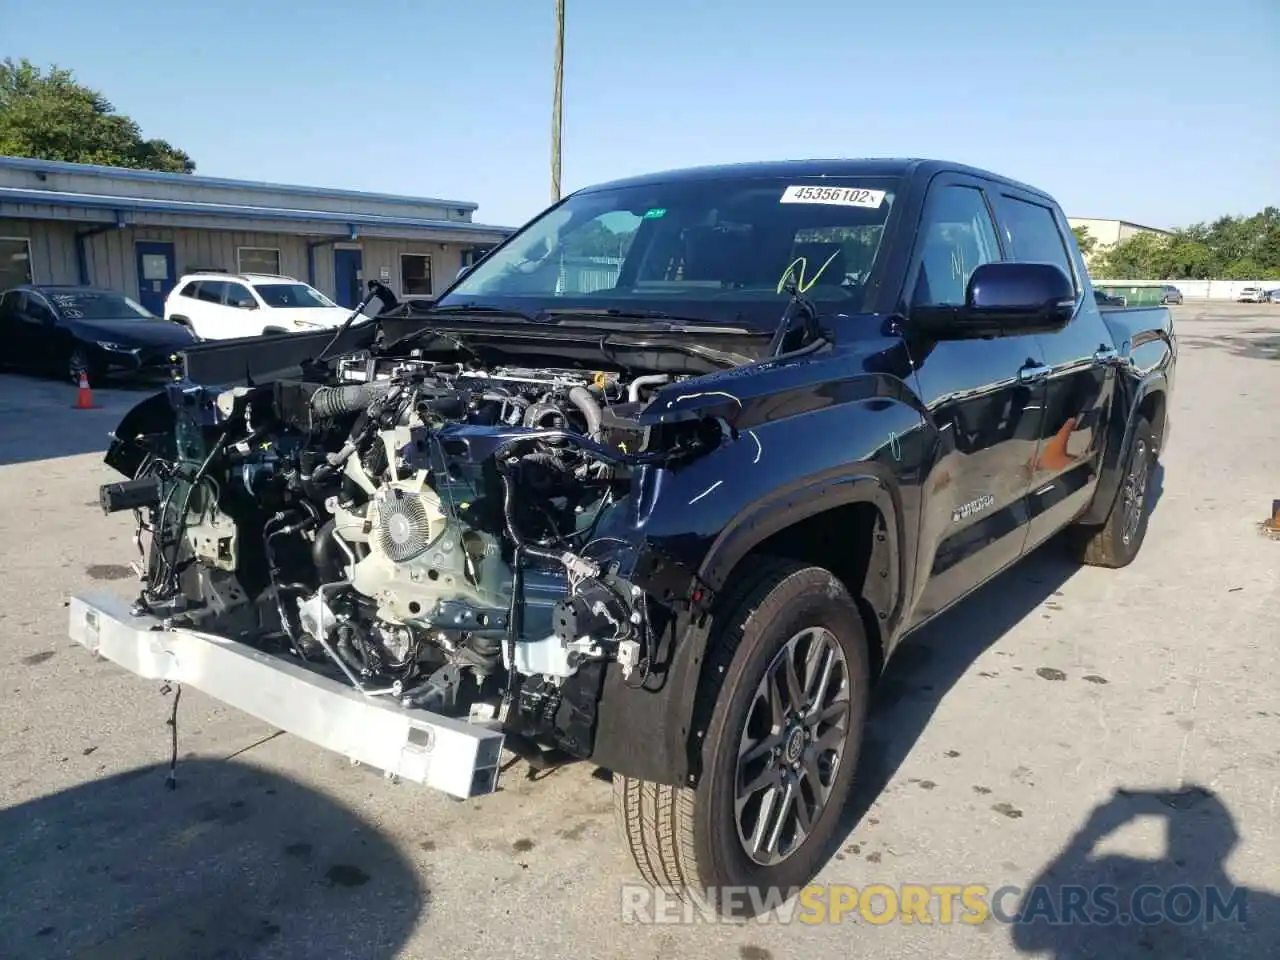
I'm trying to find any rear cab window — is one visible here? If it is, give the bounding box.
[993,194,1080,297]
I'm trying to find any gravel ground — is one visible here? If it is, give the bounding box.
[0,301,1276,960]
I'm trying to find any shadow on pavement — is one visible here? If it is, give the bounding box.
[0,759,426,960]
[841,534,1083,828]
[1011,786,1278,958]
[0,374,160,467]
[839,460,1167,832]
[1175,332,1280,361]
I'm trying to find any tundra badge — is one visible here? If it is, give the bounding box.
[952,494,995,523]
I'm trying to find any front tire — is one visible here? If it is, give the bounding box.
[1070,415,1156,567]
[614,556,870,918]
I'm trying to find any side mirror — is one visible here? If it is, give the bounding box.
[236,298,258,310]
[913,262,1075,339]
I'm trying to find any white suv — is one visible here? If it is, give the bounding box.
[164,272,358,340]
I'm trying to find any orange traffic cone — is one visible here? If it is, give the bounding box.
[72,369,97,410]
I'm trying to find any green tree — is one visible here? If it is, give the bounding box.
[1093,207,1280,280]
[1071,225,1097,258]
[0,58,194,173]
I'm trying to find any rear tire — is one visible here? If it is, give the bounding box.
[1070,415,1156,568]
[613,556,870,918]
[67,346,104,385]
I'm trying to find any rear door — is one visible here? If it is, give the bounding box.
[991,189,1117,551]
[187,281,228,339]
[903,174,1049,626]
[222,281,263,337]
[16,292,62,370]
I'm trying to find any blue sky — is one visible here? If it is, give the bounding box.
[3,0,1276,229]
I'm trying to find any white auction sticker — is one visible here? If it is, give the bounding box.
[780,184,886,208]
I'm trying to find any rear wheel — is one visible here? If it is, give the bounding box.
[613,556,870,918]
[67,346,104,385]
[1070,415,1156,567]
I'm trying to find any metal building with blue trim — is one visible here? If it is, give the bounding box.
[0,155,515,314]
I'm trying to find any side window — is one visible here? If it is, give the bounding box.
[179,281,200,298]
[0,290,19,316]
[998,196,1077,292]
[911,184,1001,307]
[223,282,254,306]
[26,295,55,323]
[195,281,225,303]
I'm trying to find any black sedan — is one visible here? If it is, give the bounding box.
[0,284,199,382]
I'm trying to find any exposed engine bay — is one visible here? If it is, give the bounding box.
[100,351,720,756]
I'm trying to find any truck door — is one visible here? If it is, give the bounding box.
[990,190,1117,552]
[901,175,1049,627]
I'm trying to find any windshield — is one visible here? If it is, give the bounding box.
[439,175,898,326]
[49,291,154,320]
[253,283,337,308]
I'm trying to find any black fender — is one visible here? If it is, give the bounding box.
[699,466,904,628]
[1077,369,1168,527]
[589,466,908,788]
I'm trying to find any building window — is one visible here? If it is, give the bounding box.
[238,247,281,275]
[0,237,33,289]
[400,254,433,296]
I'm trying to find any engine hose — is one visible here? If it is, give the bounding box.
[312,519,355,580]
[568,386,604,440]
[499,468,561,564]
[309,381,393,419]
[627,374,670,404]
[335,623,368,675]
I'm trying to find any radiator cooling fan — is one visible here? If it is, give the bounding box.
[374,485,445,562]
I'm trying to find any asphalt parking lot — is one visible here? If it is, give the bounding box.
[1,301,1276,959]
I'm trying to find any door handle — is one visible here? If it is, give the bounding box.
[1018,362,1051,384]
[1093,345,1118,364]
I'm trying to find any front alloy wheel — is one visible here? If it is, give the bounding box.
[613,556,871,918]
[735,626,850,865]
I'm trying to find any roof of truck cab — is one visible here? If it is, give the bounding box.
[575,158,1051,199]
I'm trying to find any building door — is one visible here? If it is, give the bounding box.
[135,241,176,316]
[333,248,363,308]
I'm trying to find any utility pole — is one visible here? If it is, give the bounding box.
[551,0,565,202]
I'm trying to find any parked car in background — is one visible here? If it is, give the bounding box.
[1237,286,1266,303]
[0,284,198,382]
[164,272,366,340]
[1159,284,1183,305]
[1266,288,1280,304]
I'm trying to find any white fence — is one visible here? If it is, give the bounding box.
[1094,279,1278,300]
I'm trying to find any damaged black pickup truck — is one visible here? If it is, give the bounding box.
[73,158,1175,915]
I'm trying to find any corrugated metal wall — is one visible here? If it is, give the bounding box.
[358,240,464,299]
[0,218,80,283]
[80,227,311,298]
[1,216,472,303]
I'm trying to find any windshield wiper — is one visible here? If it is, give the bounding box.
[428,303,543,323]
[536,307,761,335]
